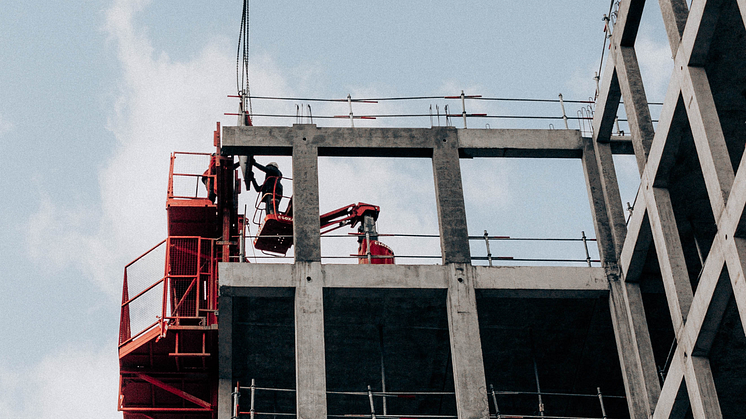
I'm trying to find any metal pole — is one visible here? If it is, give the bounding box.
[233,382,240,419]
[484,230,493,267]
[240,209,246,262]
[533,356,544,417]
[581,231,592,267]
[489,384,502,419]
[558,93,569,129]
[530,330,544,417]
[347,94,355,128]
[366,231,372,264]
[367,385,377,419]
[597,387,608,419]
[461,90,467,128]
[379,325,387,416]
[250,379,256,419]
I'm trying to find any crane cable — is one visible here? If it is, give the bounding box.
[236,0,253,119]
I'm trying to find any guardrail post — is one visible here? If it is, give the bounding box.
[597,387,608,419]
[367,385,377,419]
[582,231,592,267]
[483,230,493,267]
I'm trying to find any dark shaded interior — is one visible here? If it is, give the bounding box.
[705,0,746,174]
[232,295,297,416]
[477,294,629,418]
[324,288,456,418]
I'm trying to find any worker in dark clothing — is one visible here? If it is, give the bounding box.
[250,159,283,214]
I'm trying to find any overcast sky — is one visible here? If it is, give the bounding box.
[0,1,672,417]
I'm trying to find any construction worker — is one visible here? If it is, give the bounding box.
[250,159,283,214]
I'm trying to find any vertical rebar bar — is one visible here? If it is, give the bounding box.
[367,385,377,419]
[430,104,434,128]
[489,384,502,419]
[582,231,592,267]
[461,90,468,128]
[597,387,608,419]
[484,230,493,267]
[559,93,569,129]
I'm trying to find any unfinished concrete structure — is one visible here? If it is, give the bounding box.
[216,1,746,418]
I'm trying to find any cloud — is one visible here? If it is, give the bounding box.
[25,0,295,295]
[0,344,120,419]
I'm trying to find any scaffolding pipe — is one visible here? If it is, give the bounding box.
[367,385,377,419]
[347,94,355,128]
[559,93,569,129]
[582,231,592,267]
[250,379,256,419]
[233,382,240,419]
[484,230,493,267]
[596,387,607,419]
[489,384,502,419]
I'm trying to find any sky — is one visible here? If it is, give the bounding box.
[0,1,673,417]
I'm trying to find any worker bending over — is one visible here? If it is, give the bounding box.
[249,158,283,214]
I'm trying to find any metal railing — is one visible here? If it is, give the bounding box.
[119,236,218,349]
[168,152,215,201]
[232,381,624,419]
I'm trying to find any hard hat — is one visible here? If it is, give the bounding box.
[267,162,278,168]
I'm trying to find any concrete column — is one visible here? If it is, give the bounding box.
[446,263,489,419]
[218,293,233,419]
[432,129,471,264]
[294,262,327,419]
[292,133,321,262]
[582,137,660,417]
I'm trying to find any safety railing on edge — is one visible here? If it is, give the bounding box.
[119,236,218,349]
[232,381,625,419]
[247,231,598,266]
[168,152,215,201]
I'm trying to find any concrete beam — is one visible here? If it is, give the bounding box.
[219,263,609,296]
[658,0,689,54]
[615,45,655,174]
[221,125,627,159]
[620,200,652,283]
[644,182,694,333]
[458,128,584,158]
[473,265,608,297]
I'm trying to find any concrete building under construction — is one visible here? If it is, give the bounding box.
[117,1,746,418]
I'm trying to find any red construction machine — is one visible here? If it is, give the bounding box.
[252,199,395,264]
[117,125,394,419]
